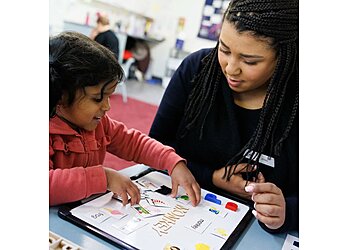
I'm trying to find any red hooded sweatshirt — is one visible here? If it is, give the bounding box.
[49,115,184,206]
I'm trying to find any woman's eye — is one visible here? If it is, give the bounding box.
[245,61,258,65]
[219,48,230,54]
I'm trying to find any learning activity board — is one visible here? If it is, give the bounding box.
[59,170,252,250]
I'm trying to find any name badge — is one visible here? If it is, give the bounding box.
[244,149,275,168]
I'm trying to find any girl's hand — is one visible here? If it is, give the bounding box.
[104,167,141,206]
[245,183,286,230]
[170,161,201,206]
[212,164,265,200]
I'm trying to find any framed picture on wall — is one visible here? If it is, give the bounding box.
[198,0,230,41]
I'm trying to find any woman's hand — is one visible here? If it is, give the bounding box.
[104,167,141,206]
[212,164,265,200]
[245,183,286,230]
[170,161,201,206]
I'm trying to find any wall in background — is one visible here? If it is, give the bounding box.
[49,0,217,79]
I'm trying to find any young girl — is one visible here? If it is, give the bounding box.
[49,31,201,207]
[150,0,298,233]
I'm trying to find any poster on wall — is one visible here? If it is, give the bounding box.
[198,0,231,41]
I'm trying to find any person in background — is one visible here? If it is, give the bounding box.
[49,31,201,207]
[90,14,120,60]
[150,0,298,233]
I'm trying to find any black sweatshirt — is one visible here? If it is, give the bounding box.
[150,48,299,233]
[95,30,119,60]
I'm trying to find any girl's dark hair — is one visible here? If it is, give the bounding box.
[49,31,124,117]
[180,0,298,181]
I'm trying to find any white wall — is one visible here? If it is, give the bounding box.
[49,0,217,79]
[146,0,217,79]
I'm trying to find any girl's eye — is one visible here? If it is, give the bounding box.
[93,97,102,102]
[93,93,111,103]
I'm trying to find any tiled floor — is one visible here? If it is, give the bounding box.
[115,79,166,106]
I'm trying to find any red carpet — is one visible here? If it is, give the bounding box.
[104,94,159,170]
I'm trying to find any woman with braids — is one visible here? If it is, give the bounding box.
[49,31,201,207]
[150,0,298,233]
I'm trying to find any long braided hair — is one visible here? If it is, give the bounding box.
[180,0,298,182]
